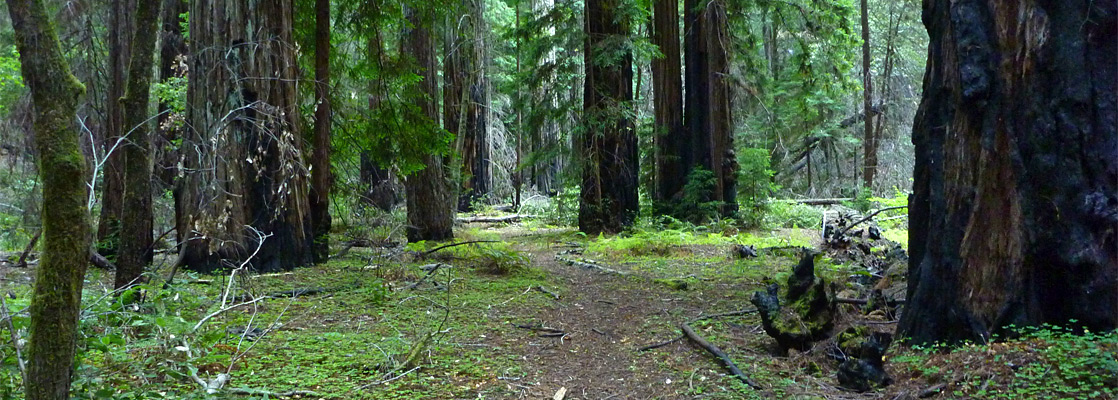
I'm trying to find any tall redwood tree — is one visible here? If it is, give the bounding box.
[899,0,1117,344]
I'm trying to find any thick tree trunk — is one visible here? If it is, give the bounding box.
[310,0,332,263]
[154,0,187,188]
[179,0,313,272]
[860,0,876,191]
[97,0,135,259]
[652,0,687,204]
[899,0,1117,345]
[580,0,638,234]
[6,0,89,397]
[445,0,490,212]
[403,7,454,242]
[115,0,161,290]
[683,0,736,216]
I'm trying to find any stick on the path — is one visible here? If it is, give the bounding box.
[681,323,761,389]
[637,335,683,352]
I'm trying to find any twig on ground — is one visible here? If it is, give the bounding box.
[404,264,446,290]
[681,323,761,389]
[554,255,627,275]
[688,308,757,324]
[533,285,560,300]
[637,335,683,352]
[421,240,500,256]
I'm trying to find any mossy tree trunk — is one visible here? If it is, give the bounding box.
[651,0,688,205]
[580,0,638,234]
[6,0,89,397]
[309,0,332,263]
[899,0,1117,345]
[178,0,313,272]
[403,6,455,242]
[115,0,161,290]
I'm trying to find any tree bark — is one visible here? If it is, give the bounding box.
[154,0,187,188]
[580,0,638,234]
[96,0,135,260]
[652,0,687,204]
[6,0,90,397]
[899,0,1117,345]
[115,0,161,290]
[860,0,876,191]
[403,6,454,242]
[310,0,332,263]
[179,0,313,272]
[683,0,736,216]
[445,0,490,212]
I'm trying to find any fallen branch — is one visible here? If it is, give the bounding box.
[90,251,116,270]
[333,239,397,258]
[512,323,565,336]
[833,206,908,239]
[554,255,627,276]
[226,388,322,397]
[533,285,560,300]
[637,335,683,352]
[456,214,536,224]
[15,231,40,268]
[404,264,446,290]
[835,297,905,306]
[681,323,761,389]
[689,308,758,324]
[0,296,26,381]
[421,240,500,256]
[263,287,328,298]
[773,198,853,206]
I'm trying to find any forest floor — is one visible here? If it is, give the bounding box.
[0,214,1115,399]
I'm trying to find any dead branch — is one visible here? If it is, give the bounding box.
[835,297,905,306]
[833,205,908,239]
[0,296,26,381]
[15,231,40,268]
[421,240,500,256]
[533,285,560,300]
[90,251,116,270]
[512,323,565,336]
[404,264,446,290]
[637,335,683,352]
[681,323,761,390]
[689,308,758,324]
[554,255,627,276]
[773,198,853,206]
[456,214,537,224]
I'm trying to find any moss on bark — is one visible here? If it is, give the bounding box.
[6,0,90,398]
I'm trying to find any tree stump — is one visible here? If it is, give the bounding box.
[750,252,836,350]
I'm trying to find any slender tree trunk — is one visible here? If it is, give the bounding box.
[403,6,454,242]
[97,0,135,259]
[580,0,638,234]
[154,0,187,188]
[899,0,1117,345]
[179,0,313,272]
[6,0,89,397]
[115,0,161,290]
[652,0,687,205]
[860,0,875,191]
[310,0,332,263]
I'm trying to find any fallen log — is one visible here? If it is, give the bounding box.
[681,323,761,389]
[554,255,627,276]
[456,214,536,224]
[90,251,116,270]
[774,198,853,206]
[832,206,908,239]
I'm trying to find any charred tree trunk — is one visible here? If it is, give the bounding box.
[179,0,313,273]
[403,6,454,242]
[154,0,187,188]
[684,0,736,216]
[652,0,687,205]
[580,0,638,234]
[445,0,490,212]
[899,0,1117,345]
[860,0,876,191]
[97,0,135,259]
[115,0,161,290]
[6,0,89,397]
[310,0,332,263]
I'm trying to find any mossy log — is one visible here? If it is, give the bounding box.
[750,252,836,350]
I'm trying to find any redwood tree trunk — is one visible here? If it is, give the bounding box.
[310,0,332,262]
[445,0,490,212]
[154,0,187,188]
[899,0,1117,345]
[6,0,90,397]
[652,0,687,205]
[115,0,161,290]
[179,0,313,272]
[683,0,736,216]
[404,6,454,242]
[97,0,135,259]
[580,0,638,234]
